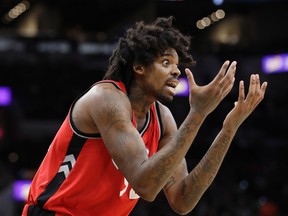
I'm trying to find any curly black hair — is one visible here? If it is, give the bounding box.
[103,16,196,94]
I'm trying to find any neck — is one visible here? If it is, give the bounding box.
[128,83,155,119]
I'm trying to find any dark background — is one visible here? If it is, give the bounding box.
[0,0,287,215]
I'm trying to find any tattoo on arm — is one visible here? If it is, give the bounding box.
[165,176,177,190]
[181,132,231,201]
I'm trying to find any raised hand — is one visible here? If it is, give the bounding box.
[185,60,237,117]
[223,74,268,129]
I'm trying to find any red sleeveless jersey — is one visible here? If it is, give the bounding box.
[22,80,163,216]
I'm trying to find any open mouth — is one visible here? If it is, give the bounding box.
[166,80,179,95]
[166,80,179,89]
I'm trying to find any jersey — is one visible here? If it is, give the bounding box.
[22,80,163,216]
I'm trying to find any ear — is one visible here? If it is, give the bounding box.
[133,64,145,75]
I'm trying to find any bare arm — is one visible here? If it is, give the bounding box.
[83,61,237,201]
[163,74,268,215]
[86,85,202,201]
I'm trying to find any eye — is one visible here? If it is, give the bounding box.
[163,60,169,67]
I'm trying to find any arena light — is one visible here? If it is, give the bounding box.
[0,86,12,106]
[1,0,30,24]
[13,180,31,201]
[175,77,189,96]
[262,53,288,74]
[196,9,225,30]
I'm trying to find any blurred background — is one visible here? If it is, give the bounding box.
[0,0,288,215]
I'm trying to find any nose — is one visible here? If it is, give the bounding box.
[172,65,181,77]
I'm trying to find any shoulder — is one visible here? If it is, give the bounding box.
[81,82,128,104]
[86,82,131,112]
[156,101,174,121]
[72,81,133,134]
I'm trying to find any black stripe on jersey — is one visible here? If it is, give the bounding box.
[28,205,55,216]
[36,134,87,207]
[69,80,125,138]
[155,101,163,139]
[139,110,150,136]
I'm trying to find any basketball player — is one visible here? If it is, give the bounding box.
[22,16,267,215]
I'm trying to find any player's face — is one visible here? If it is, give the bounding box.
[144,48,181,102]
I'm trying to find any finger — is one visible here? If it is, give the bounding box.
[214,60,230,80]
[226,61,237,76]
[255,80,268,106]
[245,74,256,102]
[255,74,261,90]
[223,61,237,82]
[214,61,237,88]
[185,68,196,88]
[260,81,268,95]
[218,61,237,97]
[254,74,264,103]
[257,75,268,97]
[237,80,245,103]
[221,77,235,98]
[246,75,268,107]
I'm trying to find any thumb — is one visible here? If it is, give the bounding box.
[185,68,196,88]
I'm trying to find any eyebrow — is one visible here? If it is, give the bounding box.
[163,51,178,57]
[163,53,173,57]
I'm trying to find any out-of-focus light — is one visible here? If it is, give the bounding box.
[78,43,116,55]
[36,42,71,53]
[215,9,225,19]
[196,9,225,30]
[8,152,19,163]
[212,0,224,6]
[196,20,205,29]
[239,179,249,190]
[1,0,30,24]
[0,86,12,106]
[175,77,189,96]
[202,17,211,27]
[13,180,31,201]
[262,53,288,74]
[211,12,219,22]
